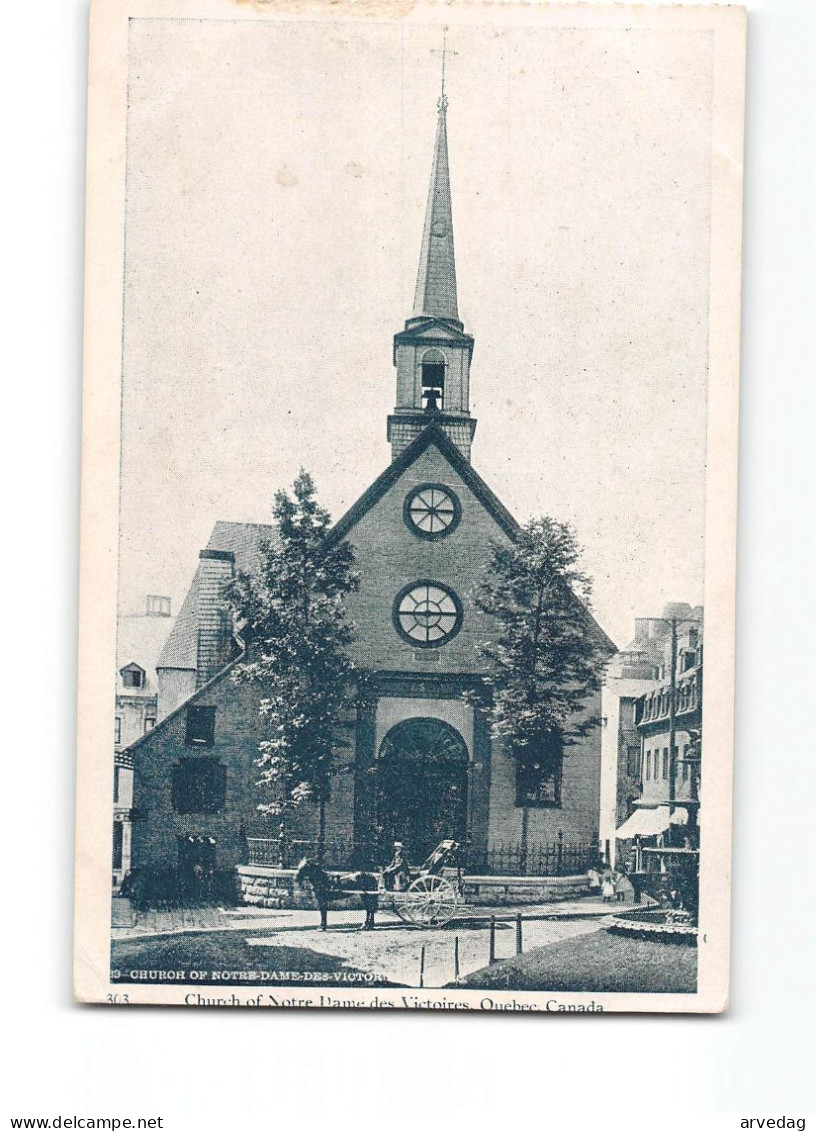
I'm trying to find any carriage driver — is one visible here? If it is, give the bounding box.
[381,842,411,892]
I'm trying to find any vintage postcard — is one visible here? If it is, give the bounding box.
[75,0,745,1012]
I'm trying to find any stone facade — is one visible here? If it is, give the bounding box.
[486,690,603,848]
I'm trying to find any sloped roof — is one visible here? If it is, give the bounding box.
[157,520,276,671]
[156,572,199,670]
[207,520,276,575]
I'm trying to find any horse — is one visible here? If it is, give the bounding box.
[295,858,380,931]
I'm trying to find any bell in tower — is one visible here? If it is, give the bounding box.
[421,350,445,413]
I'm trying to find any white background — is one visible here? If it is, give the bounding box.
[2,0,814,1122]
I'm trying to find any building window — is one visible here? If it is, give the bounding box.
[515,735,563,808]
[114,717,121,745]
[144,717,156,733]
[646,751,652,780]
[185,705,216,747]
[171,759,226,814]
[113,765,120,803]
[403,484,461,540]
[146,595,171,617]
[393,581,462,648]
[663,748,669,779]
[121,665,146,689]
[112,821,124,871]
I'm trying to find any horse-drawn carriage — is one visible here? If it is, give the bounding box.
[296,839,463,930]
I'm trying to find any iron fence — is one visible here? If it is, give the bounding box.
[465,835,596,878]
[245,833,596,877]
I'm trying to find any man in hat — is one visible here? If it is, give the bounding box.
[382,842,411,892]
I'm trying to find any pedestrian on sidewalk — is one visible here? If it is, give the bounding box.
[601,867,615,903]
[613,868,630,903]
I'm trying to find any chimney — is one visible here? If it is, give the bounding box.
[196,549,235,687]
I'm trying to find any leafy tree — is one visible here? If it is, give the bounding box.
[225,470,359,857]
[471,517,610,845]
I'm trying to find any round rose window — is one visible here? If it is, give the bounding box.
[393,581,463,648]
[404,484,461,540]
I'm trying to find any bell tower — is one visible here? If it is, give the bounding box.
[388,85,476,462]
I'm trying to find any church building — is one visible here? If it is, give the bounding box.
[126,89,614,890]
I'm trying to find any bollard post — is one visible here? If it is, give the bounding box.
[454,936,460,981]
[419,945,426,988]
[489,916,496,964]
[515,913,523,956]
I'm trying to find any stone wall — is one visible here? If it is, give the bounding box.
[485,689,603,849]
[236,865,589,909]
[342,443,512,676]
[130,672,321,876]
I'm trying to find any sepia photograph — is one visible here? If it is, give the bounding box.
[75,0,745,1011]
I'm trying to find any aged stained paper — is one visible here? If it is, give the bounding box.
[76,0,745,1012]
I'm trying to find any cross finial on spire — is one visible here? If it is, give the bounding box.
[431,26,458,113]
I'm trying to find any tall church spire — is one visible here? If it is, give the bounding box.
[388,45,476,464]
[413,101,459,321]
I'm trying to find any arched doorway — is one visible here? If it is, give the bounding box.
[376,718,469,862]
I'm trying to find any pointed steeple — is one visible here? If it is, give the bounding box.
[388,67,476,464]
[413,102,459,321]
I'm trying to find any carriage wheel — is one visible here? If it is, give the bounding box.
[400,875,459,928]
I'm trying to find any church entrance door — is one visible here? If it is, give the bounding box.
[376,718,468,863]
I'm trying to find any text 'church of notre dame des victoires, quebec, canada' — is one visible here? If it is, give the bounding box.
[125,78,615,889]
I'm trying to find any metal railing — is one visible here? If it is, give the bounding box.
[245,833,595,878]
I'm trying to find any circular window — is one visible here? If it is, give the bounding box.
[393,581,463,648]
[404,484,461,540]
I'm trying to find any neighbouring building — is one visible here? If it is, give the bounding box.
[125,90,615,897]
[599,616,669,862]
[113,594,174,884]
[614,604,703,867]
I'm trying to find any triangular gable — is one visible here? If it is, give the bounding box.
[326,423,520,548]
[401,322,470,343]
[393,318,474,363]
[326,424,616,654]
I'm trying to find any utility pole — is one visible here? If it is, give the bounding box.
[668,618,678,824]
